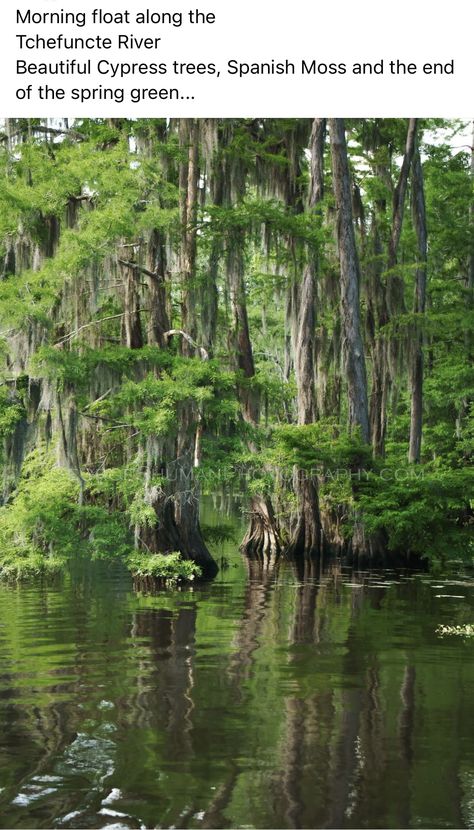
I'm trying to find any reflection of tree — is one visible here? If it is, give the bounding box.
[273,560,337,828]
[4,561,473,829]
[398,664,416,763]
[326,580,392,829]
[0,697,75,814]
[357,665,386,810]
[227,557,279,688]
[0,580,88,817]
[278,561,328,827]
[291,557,320,643]
[0,574,129,827]
[201,760,240,829]
[272,564,396,829]
[188,557,282,828]
[394,664,416,828]
[128,604,197,761]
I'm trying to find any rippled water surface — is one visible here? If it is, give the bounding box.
[1,524,474,828]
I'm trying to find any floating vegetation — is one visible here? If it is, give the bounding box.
[436,624,474,637]
[127,551,202,585]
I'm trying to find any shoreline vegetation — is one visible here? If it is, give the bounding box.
[0,117,472,585]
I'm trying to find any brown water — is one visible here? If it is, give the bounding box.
[1,526,474,828]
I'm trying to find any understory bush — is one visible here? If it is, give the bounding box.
[0,449,200,584]
[273,422,473,564]
[126,551,201,582]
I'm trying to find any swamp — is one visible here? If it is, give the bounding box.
[0,117,472,828]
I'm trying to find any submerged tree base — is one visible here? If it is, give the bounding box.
[139,487,218,579]
[241,495,282,559]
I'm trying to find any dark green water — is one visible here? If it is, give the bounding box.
[1,516,474,828]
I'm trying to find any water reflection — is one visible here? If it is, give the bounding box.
[0,548,474,828]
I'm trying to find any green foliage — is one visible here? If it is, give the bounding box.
[0,551,64,581]
[0,448,201,583]
[128,490,158,529]
[100,356,238,440]
[31,345,171,390]
[0,451,134,578]
[357,462,473,561]
[0,134,178,330]
[273,422,473,562]
[0,386,25,439]
[126,551,201,583]
[0,449,82,578]
[201,522,237,546]
[273,420,372,473]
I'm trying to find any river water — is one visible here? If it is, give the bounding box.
[1,508,474,828]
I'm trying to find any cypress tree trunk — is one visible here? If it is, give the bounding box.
[385,119,418,433]
[468,121,474,359]
[119,246,143,350]
[388,120,418,272]
[368,119,418,457]
[143,432,218,577]
[288,263,322,555]
[146,229,170,348]
[286,118,325,557]
[165,118,215,575]
[139,119,216,577]
[368,217,390,456]
[178,118,199,353]
[200,120,221,355]
[470,122,474,300]
[408,148,427,463]
[329,119,370,444]
[227,243,259,422]
[227,241,281,557]
[216,124,282,558]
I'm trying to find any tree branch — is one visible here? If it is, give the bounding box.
[79,411,136,430]
[54,309,151,346]
[164,329,209,360]
[117,258,158,280]
[1,125,86,143]
[389,118,418,268]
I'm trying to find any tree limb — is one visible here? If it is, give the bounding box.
[117,258,158,280]
[164,329,209,360]
[0,125,86,143]
[54,309,151,345]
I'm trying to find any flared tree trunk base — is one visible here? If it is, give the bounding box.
[241,495,282,559]
[285,476,323,558]
[139,487,218,578]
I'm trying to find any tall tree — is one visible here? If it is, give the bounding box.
[329,119,370,444]
[287,118,325,556]
[408,146,428,463]
[178,118,200,352]
[367,118,418,456]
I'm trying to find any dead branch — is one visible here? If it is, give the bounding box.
[54,309,151,346]
[164,329,209,361]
